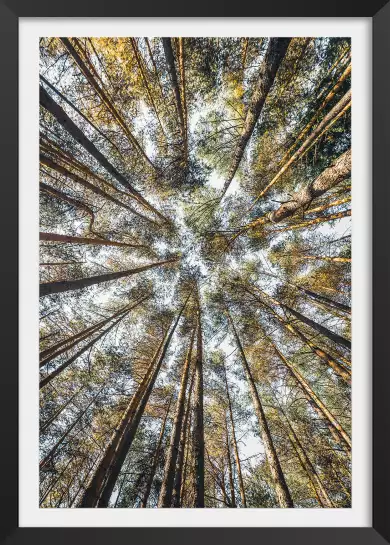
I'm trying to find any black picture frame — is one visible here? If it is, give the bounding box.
[1,2,388,544]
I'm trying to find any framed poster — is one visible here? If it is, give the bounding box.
[0,2,388,544]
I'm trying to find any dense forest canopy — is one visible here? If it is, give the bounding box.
[39,36,351,509]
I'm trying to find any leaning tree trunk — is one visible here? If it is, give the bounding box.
[60,37,157,171]
[40,232,148,250]
[162,38,186,141]
[221,38,291,196]
[268,339,352,453]
[192,290,205,507]
[40,85,168,222]
[225,414,236,508]
[40,153,146,216]
[172,367,196,507]
[226,310,294,508]
[268,148,351,223]
[40,258,177,297]
[40,311,130,389]
[243,285,351,383]
[40,385,104,468]
[140,396,172,508]
[223,359,247,507]
[249,88,351,207]
[158,325,196,507]
[78,328,170,507]
[40,296,149,367]
[274,400,334,508]
[95,292,193,507]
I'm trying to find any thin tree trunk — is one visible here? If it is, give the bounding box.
[243,284,351,382]
[40,297,148,366]
[40,303,131,360]
[40,258,177,297]
[40,231,148,250]
[60,37,157,171]
[270,209,351,234]
[94,292,193,507]
[162,38,186,140]
[158,326,196,507]
[40,385,104,468]
[141,397,172,508]
[40,385,85,433]
[40,153,145,215]
[78,326,171,507]
[249,88,351,207]
[226,310,294,508]
[172,367,196,507]
[130,38,167,139]
[40,181,100,235]
[223,360,247,507]
[225,414,236,507]
[40,85,168,222]
[192,289,205,507]
[268,339,351,453]
[40,311,129,388]
[274,401,334,508]
[221,38,291,196]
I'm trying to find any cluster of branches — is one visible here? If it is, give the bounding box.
[39,36,351,509]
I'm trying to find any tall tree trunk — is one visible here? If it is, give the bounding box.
[162,38,186,141]
[40,153,145,216]
[221,38,291,196]
[130,38,167,139]
[78,326,171,507]
[40,297,148,366]
[226,310,294,508]
[192,289,205,507]
[141,397,172,508]
[225,414,236,507]
[40,311,129,389]
[94,292,193,507]
[60,37,157,171]
[223,360,247,507]
[242,284,351,382]
[249,88,351,207]
[40,304,130,360]
[40,85,168,222]
[40,258,177,297]
[177,37,188,162]
[40,231,148,250]
[270,209,351,234]
[40,385,104,468]
[158,326,196,507]
[267,149,351,223]
[282,304,351,351]
[268,339,352,453]
[40,385,85,433]
[275,402,334,508]
[40,181,101,235]
[40,74,125,160]
[172,367,196,507]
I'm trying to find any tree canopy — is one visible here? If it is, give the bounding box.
[39,36,351,509]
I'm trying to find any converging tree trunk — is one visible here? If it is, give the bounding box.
[140,396,172,508]
[40,258,177,297]
[221,38,291,196]
[226,309,294,508]
[192,288,205,507]
[158,325,196,507]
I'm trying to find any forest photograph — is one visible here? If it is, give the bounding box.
[39,36,352,509]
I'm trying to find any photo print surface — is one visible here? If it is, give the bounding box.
[39,37,351,509]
